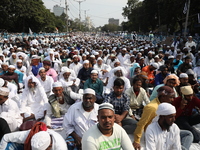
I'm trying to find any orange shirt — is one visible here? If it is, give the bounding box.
[142,65,155,84]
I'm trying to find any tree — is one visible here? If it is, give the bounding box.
[101,24,120,32]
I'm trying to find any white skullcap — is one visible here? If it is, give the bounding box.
[52,82,62,88]
[0,78,5,87]
[83,60,89,64]
[84,88,95,95]
[32,55,39,59]
[17,59,23,63]
[82,54,86,57]
[67,58,72,62]
[165,51,170,54]
[90,55,95,58]
[97,57,102,61]
[73,55,78,58]
[151,63,159,69]
[31,131,51,150]
[156,103,176,116]
[122,48,126,51]
[91,70,98,74]
[154,55,159,58]
[179,73,188,78]
[85,52,89,55]
[12,53,16,56]
[110,54,116,57]
[38,67,45,73]
[99,103,115,112]
[168,56,174,59]
[0,87,9,96]
[94,52,99,55]
[181,86,193,95]
[148,51,153,54]
[8,65,16,69]
[130,55,135,58]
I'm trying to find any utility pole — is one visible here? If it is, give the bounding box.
[65,0,69,32]
[84,9,89,29]
[74,0,86,30]
[184,0,190,37]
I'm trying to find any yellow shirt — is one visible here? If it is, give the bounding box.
[133,98,160,143]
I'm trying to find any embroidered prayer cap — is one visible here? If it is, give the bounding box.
[157,86,175,96]
[43,60,51,66]
[99,103,115,112]
[0,87,9,96]
[83,60,89,64]
[84,88,95,95]
[156,103,176,116]
[168,56,174,59]
[91,70,98,74]
[163,74,180,86]
[180,86,193,95]
[0,78,5,87]
[31,55,40,59]
[179,73,188,78]
[52,82,62,88]
[31,131,51,150]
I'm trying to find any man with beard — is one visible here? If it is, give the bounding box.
[177,56,193,75]
[145,103,181,150]
[117,48,130,67]
[176,73,189,96]
[0,65,21,93]
[104,78,137,134]
[144,51,154,66]
[37,67,54,97]
[20,75,48,122]
[173,86,200,143]
[63,88,99,150]
[155,65,170,86]
[69,55,82,76]
[82,103,134,150]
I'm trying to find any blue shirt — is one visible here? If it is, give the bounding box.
[103,92,130,115]
[77,67,93,82]
[155,73,169,86]
[0,70,24,83]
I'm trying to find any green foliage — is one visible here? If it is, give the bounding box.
[0,0,67,33]
[122,0,200,34]
[101,24,121,32]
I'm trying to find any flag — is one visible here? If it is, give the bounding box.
[29,28,33,35]
[183,1,187,14]
[198,13,200,24]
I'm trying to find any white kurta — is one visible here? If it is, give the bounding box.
[93,63,111,82]
[145,122,181,150]
[0,129,68,150]
[20,86,48,120]
[0,98,22,131]
[69,63,82,76]
[37,76,54,96]
[63,101,99,138]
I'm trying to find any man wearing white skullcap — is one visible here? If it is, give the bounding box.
[0,129,67,150]
[37,67,54,97]
[0,87,22,132]
[145,103,182,150]
[82,103,134,150]
[63,88,99,149]
[117,47,130,67]
[16,59,27,80]
[176,73,189,96]
[173,85,200,143]
[77,59,93,89]
[69,54,82,76]
[44,81,82,127]
[20,75,48,122]
[84,70,104,104]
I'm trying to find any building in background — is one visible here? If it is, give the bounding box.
[53,5,64,16]
[108,18,119,26]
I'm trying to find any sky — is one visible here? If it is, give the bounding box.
[42,0,128,27]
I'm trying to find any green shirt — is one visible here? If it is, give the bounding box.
[84,78,103,95]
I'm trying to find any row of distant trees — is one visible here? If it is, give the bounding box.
[0,0,95,33]
[122,0,200,34]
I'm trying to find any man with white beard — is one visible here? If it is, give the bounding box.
[20,75,48,122]
[93,57,111,84]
